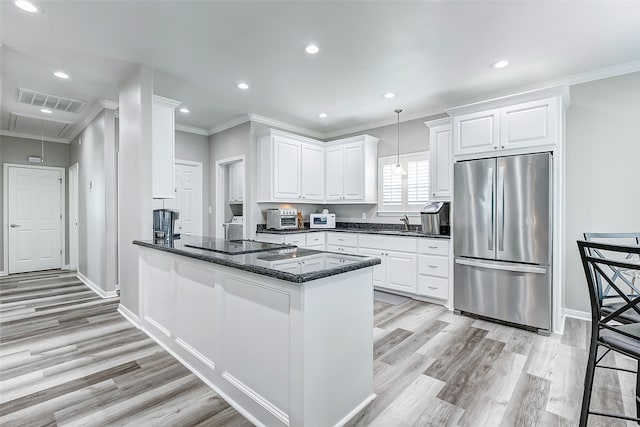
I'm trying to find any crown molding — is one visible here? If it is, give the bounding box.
[65,99,114,142]
[175,123,209,136]
[0,130,70,144]
[100,99,119,110]
[248,114,325,139]
[207,115,251,136]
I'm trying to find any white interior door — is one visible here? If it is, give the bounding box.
[175,161,203,236]
[8,166,63,273]
[69,164,79,270]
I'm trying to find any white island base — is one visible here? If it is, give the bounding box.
[137,246,376,427]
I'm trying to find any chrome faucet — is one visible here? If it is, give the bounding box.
[400,215,410,231]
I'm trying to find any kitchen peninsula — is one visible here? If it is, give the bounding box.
[133,236,380,427]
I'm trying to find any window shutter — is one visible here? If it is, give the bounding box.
[407,160,429,204]
[382,163,402,206]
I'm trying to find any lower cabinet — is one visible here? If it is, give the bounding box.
[358,235,418,294]
[417,239,451,300]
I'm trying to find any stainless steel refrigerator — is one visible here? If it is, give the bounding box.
[453,152,552,333]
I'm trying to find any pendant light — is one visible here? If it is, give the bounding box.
[393,108,406,175]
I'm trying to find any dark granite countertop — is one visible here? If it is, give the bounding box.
[183,235,295,254]
[133,236,381,283]
[256,223,450,239]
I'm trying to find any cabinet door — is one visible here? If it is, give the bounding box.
[300,144,325,201]
[385,250,417,293]
[152,100,176,199]
[228,163,239,203]
[500,97,558,150]
[235,163,244,202]
[274,138,301,199]
[343,142,364,200]
[358,248,386,289]
[418,275,448,300]
[325,146,344,200]
[430,127,452,199]
[453,109,500,156]
[283,234,305,248]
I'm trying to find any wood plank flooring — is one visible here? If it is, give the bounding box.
[1,270,636,426]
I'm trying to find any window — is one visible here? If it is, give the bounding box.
[378,151,430,213]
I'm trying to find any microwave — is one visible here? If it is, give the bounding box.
[266,208,298,230]
[310,213,336,229]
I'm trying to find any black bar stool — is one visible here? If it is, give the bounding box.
[578,239,640,426]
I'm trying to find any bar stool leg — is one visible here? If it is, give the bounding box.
[581,341,598,427]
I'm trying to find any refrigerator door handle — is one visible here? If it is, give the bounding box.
[455,258,547,274]
[497,166,505,252]
[488,167,494,251]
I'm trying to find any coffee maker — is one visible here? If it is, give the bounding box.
[153,209,180,242]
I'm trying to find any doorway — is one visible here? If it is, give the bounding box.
[69,163,79,270]
[3,164,65,274]
[215,156,246,239]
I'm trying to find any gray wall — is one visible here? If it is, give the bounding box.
[209,122,251,237]
[0,135,70,273]
[563,71,640,313]
[175,130,211,236]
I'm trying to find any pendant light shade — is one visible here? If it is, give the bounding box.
[393,108,406,175]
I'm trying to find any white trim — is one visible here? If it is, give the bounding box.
[117,304,140,327]
[248,113,325,139]
[68,163,79,270]
[144,315,171,337]
[153,94,181,108]
[222,371,289,426]
[208,115,251,135]
[175,124,209,136]
[100,99,119,110]
[66,99,111,142]
[0,130,69,144]
[0,270,7,277]
[3,163,66,275]
[563,308,592,322]
[215,155,246,239]
[139,324,266,427]
[77,271,118,299]
[334,394,377,427]
[63,264,70,270]
[175,338,216,371]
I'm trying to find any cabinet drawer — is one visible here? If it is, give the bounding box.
[418,239,449,256]
[284,234,306,247]
[255,233,285,244]
[327,232,358,247]
[418,255,449,277]
[326,244,358,255]
[358,234,417,252]
[305,232,326,247]
[418,275,449,300]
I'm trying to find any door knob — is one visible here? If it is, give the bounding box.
[10,224,20,228]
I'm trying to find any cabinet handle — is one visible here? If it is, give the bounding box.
[338,238,345,241]
[428,265,438,268]
[494,146,498,149]
[428,245,438,249]
[501,145,505,148]
[428,286,438,290]
[432,193,436,196]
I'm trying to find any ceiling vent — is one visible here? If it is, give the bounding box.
[16,88,86,113]
[9,112,72,138]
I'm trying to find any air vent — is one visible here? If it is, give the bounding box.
[16,88,86,113]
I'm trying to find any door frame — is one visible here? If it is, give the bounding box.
[68,163,79,270]
[2,163,66,275]
[175,159,204,236]
[215,155,246,239]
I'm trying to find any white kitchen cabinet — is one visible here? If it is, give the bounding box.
[417,238,450,300]
[305,232,326,247]
[448,89,566,159]
[152,95,181,199]
[283,234,305,247]
[452,109,500,157]
[228,162,244,203]
[257,129,325,202]
[425,118,452,200]
[254,233,285,244]
[324,135,379,203]
[358,234,418,294]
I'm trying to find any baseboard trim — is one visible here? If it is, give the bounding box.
[563,308,592,322]
[0,270,7,277]
[77,272,118,299]
[117,304,140,328]
[63,264,70,270]
[335,393,377,427]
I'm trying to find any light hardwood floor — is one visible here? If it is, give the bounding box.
[1,270,636,426]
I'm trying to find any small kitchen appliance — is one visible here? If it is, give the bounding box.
[310,213,336,229]
[420,202,450,235]
[266,208,298,230]
[153,209,180,241]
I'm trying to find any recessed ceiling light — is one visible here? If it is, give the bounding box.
[384,92,395,99]
[40,108,52,114]
[305,44,319,54]
[237,82,249,90]
[319,113,327,118]
[179,107,190,113]
[492,60,509,69]
[53,71,69,79]
[14,1,40,13]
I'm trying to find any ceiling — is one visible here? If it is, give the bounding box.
[2,1,640,142]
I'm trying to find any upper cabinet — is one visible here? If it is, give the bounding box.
[257,129,326,203]
[425,118,452,200]
[325,135,379,203]
[448,89,567,159]
[228,162,244,204]
[152,95,181,199]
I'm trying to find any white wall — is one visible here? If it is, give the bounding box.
[563,71,640,313]
[118,65,154,316]
[0,136,70,273]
